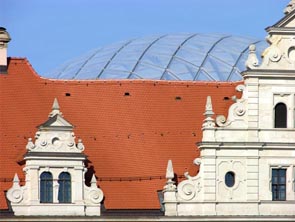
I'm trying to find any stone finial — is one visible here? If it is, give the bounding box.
[245,44,259,70]
[0,27,11,73]
[202,96,215,128]
[163,160,177,216]
[90,174,97,188]
[6,173,24,204]
[204,96,214,116]
[13,173,20,186]
[0,27,11,43]
[284,0,295,14]
[76,139,85,151]
[49,98,63,117]
[84,173,104,215]
[26,138,35,151]
[164,160,176,192]
[166,159,174,180]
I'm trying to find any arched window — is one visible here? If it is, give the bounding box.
[40,172,53,203]
[275,103,287,128]
[58,172,71,203]
[225,171,235,188]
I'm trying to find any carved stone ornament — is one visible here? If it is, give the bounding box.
[76,139,85,151]
[176,158,202,201]
[246,34,295,70]
[84,175,104,204]
[245,44,259,70]
[26,138,35,150]
[284,0,295,14]
[28,131,83,153]
[27,99,85,153]
[216,85,248,128]
[6,174,26,204]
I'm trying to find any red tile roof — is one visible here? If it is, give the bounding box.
[0,58,242,210]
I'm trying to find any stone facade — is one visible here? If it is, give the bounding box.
[163,2,295,216]
[6,99,104,216]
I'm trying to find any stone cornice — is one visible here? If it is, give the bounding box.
[242,69,295,79]
[198,141,295,149]
[24,151,87,158]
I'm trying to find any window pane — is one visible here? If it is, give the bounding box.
[58,172,71,203]
[272,176,278,184]
[275,103,287,128]
[279,191,286,200]
[279,169,286,177]
[40,172,53,203]
[272,169,286,201]
[225,171,235,187]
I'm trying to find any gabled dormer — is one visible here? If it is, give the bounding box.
[6,98,103,216]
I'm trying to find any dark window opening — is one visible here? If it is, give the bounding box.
[124,92,130,96]
[175,96,182,100]
[225,171,235,187]
[65,93,71,97]
[272,169,286,201]
[275,103,287,128]
[40,172,53,203]
[58,172,71,203]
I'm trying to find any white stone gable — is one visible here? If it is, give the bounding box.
[26,99,84,153]
[6,98,104,216]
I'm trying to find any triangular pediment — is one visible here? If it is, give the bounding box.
[37,98,74,130]
[270,9,295,29]
[38,114,73,129]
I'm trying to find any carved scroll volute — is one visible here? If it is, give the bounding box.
[177,158,202,201]
[246,44,259,70]
[216,85,247,128]
[6,174,24,204]
[84,174,104,205]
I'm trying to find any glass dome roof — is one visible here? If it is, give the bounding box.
[43,33,267,81]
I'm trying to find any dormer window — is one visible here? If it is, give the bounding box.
[274,103,287,128]
[6,98,104,216]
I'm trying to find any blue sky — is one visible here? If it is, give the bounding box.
[1,0,289,74]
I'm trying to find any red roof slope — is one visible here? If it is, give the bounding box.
[0,58,241,210]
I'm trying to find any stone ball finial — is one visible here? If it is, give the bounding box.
[0,27,11,43]
[76,139,85,151]
[249,44,256,52]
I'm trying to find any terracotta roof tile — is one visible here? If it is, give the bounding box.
[0,58,242,210]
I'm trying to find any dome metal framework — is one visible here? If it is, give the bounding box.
[44,33,267,81]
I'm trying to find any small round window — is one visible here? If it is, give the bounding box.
[225,171,235,187]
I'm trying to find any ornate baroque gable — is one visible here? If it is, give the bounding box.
[246,0,295,71]
[6,98,104,216]
[26,98,85,153]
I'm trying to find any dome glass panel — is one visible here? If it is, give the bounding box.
[43,33,267,81]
